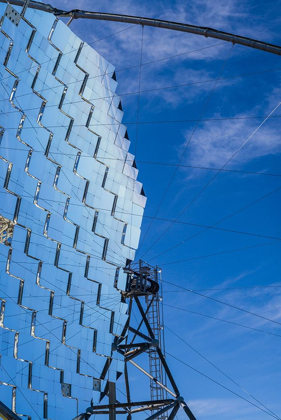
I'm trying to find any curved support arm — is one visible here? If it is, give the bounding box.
[0,0,280,56]
[60,10,281,56]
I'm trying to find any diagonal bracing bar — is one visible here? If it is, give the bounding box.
[123,295,196,419]
[129,326,152,342]
[74,261,196,419]
[129,360,177,398]
[134,296,180,398]
[129,297,155,344]
[146,401,179,420]
[167,403,180,420]
[0,401,22,420]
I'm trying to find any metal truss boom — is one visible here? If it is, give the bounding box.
[1,0,281,56]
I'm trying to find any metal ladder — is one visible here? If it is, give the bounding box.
[146,266,168,420]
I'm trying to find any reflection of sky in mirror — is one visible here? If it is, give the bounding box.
[0,2,149,418]
[49,1,281,419]
[0,0,280,419]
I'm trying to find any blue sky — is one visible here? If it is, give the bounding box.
[50,0,281,418]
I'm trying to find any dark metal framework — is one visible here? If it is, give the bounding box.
[74,262,196,420]
[0,215,14,245]
[0,0,281,56]
[1,1,279,418]
[0,401,22,420]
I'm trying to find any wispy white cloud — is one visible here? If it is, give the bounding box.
[168,269,281,340]
[53,0,278,63]
[179,86,281,171]
[51,0,281,117]
[186,397,256,418]
[196,284,281,338]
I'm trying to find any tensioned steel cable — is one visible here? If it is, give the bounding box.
[0,278,123,332]
[1,0,281,54]
[129,24,144,263]
[0,257,278,418]
[0,184,124,266]
[1,60,280,110]
[0,364,42,419]
[17,194,123,264]
[144,101,281,261]
[0,16,137,263]
[135,24,144,157]
[140,215,281,241]
[1,146,281,178]
[1,290,123,391]
[2,298,121,355]
[8,281,278,355]
[165,325,280,419]
[10,238,279,271]
[4,280,281,300]
[30,97,125,261]
[1,287,152,419]
[18,199,281,242]
[58,165,125,258]
[0,170,279,266]
[2,148,281,179]
[2,148,281,178]
[0,186,280,244]
[3,294,121,304]
[162,279,281,327]
[3,298,120,321]
[137,43,235,258]
[132,157,281,177]
[0,250,125,328]
[6,45,264,262]
[0,288,122,386]
[148,184,281,263]
[0,20,137,85]
[1,57,278,258]
[2,9,278,416]
[164,284,281,292]
[0,40,228,104]
[79,297,278,420]
[0,1,278,97]
[1,111,281,127]
[0,49,130,263]
[0,282,123,369]
[0,131,124,266]
[0,17,218,105]
[3,82,112,264]
[0,191,122,270]
[159,240,281,266]
[0,14,276,412]
[1,97,281,122]
[2,249,280,416]
[165,351,281,420]
[9,214,114,267]
[164,303,281,338]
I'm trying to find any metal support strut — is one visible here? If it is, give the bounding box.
[75,261,196,420]
[0,0,280,55]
